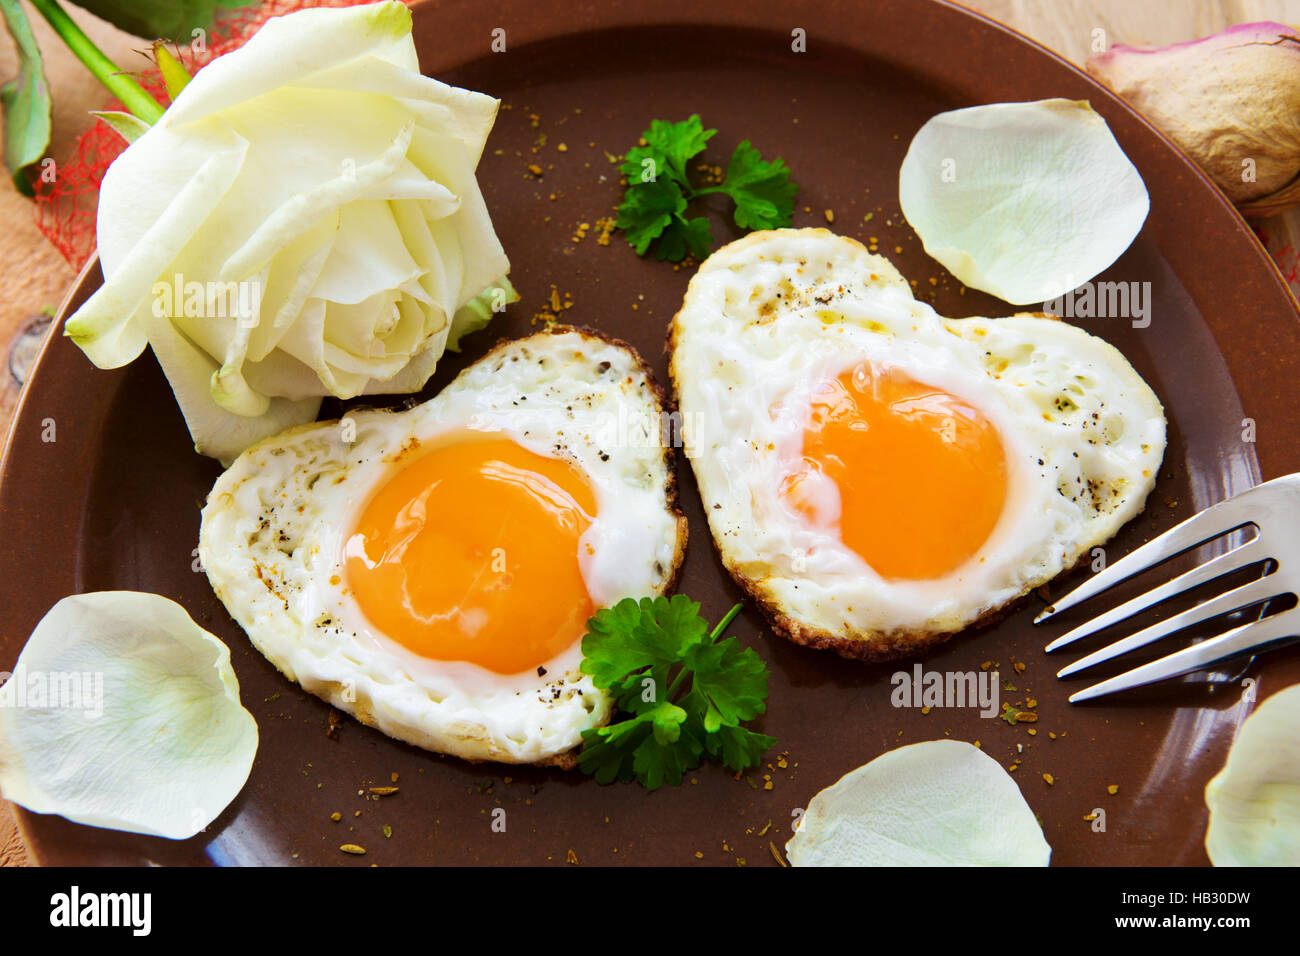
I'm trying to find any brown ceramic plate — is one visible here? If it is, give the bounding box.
[3,0,1299,866]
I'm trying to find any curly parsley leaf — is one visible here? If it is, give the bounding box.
[615,175,685,256]
[579,703,696,787]
[703,723,777,774]
[643,115,714,184]
[615,116,797,262]
[723,139,798,232]
[654,215,714,263]
[577,596,775,790]
[579,593,706,696]
[681,634,772,732]
[635,718,704,790]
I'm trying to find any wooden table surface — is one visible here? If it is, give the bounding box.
[1,0,1297,866]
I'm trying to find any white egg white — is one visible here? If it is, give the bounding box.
[670,228,1166,659]
[200,328,686,764]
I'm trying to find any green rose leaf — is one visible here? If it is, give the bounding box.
[72,0,261,42]
[0,0,52,197]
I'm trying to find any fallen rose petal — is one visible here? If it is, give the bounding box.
[1205,683,1300,866]
[898,99,1149,306]
[786,739,1051,866]
[0,592,258,841]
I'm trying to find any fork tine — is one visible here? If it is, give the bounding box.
[1068,610,1300,702]
[1056,572,1284,676]
[1043,536,1265,651]
[1034,496,1260,625]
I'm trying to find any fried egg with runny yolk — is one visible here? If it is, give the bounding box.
[782,365,1009,581]
[344,438,598,675]
[669,229,1165,661]
[200,328,687,765]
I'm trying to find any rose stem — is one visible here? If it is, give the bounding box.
[27,0,165,125]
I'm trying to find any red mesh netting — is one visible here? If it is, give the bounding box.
[1254,226,1300,300]
[32,0,412,269]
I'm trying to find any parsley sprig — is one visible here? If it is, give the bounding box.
[615,115,798,262]
[578,595,776,791]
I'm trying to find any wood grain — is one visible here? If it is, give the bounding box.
[1,0,1296,867]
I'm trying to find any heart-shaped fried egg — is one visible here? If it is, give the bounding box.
[200,328,686,764]
[669,229,1165,660]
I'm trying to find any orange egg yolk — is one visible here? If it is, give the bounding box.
[343,437,597,674]
[781,364,1008,579]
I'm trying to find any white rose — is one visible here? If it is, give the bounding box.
[64,1,514,464]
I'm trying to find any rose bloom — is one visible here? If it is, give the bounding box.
[65,2,513,463]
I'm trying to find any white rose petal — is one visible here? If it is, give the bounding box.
[786,739,1051,866]
[0,592,258,841]
[898,98,1149,305]
[1205,683,1300,866]
[64,1,513,465]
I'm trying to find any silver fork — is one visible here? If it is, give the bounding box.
[1035,473,1300,703]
